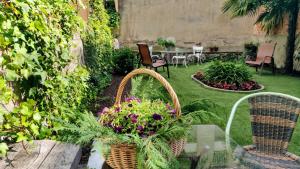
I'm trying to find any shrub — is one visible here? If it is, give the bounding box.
[157,37,176,49]
[205,61,252,86]
[244,42,258,60]
[112,48,136,75]
[83,0,113,89]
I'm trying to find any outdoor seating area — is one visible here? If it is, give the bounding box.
[1,0,300,169]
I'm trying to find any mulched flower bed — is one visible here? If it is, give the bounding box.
[193,71,262,91]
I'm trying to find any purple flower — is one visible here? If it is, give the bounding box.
[114,106,121,113]
[137,125,144,132]
[149,131,156,135]
[125,96,141,103]
[166,103,173,110]
[128,114,138,123]
[169,109,176,118]
[98,107,109,116]
[114,126,123,133]
[152,113,162,120]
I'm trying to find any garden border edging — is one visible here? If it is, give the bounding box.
[191,75,264,93]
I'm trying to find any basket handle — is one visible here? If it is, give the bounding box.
[114,68,181,117]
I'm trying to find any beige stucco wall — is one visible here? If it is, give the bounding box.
[119,0,259,51]
[119,0,300,70]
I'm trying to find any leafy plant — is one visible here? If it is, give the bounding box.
[157,37,176,49]
[182,99,225,128]
[58,96,198,169]
[0,0,92,155]
[131,76,171,103]
[204,61,252,86]
[99,97,177,136]
[112,47,136,75]
[244,42,258,60]
[83,0,113,90]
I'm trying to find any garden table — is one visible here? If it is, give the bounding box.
[179,125,249,169]
[160,49,192,66]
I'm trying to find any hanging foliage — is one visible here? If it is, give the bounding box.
[0,0,90,156]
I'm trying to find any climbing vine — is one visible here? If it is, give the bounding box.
[0,0,89,156]
[83,0,114,111]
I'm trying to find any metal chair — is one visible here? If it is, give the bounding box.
[226,92,300,168]
[188,46,205,64]
[137,43,170,78]
[246,43,276,74]
[148,46,161,60]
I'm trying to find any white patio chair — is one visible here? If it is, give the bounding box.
[226,92,300,168]
[172,48,188,67]
[148,46,161,60]
[188,46,205,64]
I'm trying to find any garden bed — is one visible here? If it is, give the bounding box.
[191,75,264,93]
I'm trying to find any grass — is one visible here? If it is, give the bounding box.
[134,63,300,155]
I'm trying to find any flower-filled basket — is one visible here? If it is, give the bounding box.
[99,68,186,169]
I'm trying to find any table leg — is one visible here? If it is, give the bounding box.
[190,156,200,169]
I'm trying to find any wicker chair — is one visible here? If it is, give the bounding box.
[226,92,300,169]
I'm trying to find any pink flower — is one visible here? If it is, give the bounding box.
[98,107,109,116]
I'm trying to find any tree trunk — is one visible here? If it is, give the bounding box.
[285,0,299,74]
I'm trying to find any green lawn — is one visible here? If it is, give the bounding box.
[136,63,300,155]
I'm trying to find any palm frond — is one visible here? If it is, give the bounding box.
[255,3,286,34]
[223,0,262,18]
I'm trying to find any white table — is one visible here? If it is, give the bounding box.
[160,49,192,67]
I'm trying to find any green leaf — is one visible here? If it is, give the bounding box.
[33,112,41,122]
[0,143,9,157]
[16,132,28,142]
[2,20,11,30]
[5,69,19,81]
[30,123,39,135]
[21,69,30,79]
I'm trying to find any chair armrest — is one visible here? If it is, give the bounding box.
[286,152,300,162]
[243,145,256,151]
[262,56,273,64]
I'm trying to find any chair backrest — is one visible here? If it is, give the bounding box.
[137,43,153,66]
[256,43,276,64]
[248,94,300,154]
[193,46,203,55]
[148,46,154,56]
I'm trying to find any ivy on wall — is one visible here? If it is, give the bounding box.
[0,0,90,156]
[83,0,114,106]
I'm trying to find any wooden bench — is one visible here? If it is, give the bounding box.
[0,140,81,169]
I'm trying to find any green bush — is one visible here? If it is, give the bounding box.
[244,42,258,60]
[112,48,136,75]
[157,37,176,49]
[83,0,113,90]
[205,61,252,85]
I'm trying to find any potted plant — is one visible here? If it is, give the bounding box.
[59,68,197,169]
[244,42,258,61]
[209,45,219,52]
[157,37,176,51]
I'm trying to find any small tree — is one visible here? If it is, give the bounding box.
[223,0,299,74]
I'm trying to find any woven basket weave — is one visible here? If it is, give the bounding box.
[106,68,185,169]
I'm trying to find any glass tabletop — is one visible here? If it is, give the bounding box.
[179,125,249,169]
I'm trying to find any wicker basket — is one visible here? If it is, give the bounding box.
[105,68,185,169]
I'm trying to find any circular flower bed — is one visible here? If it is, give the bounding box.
[192,61,264,92]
